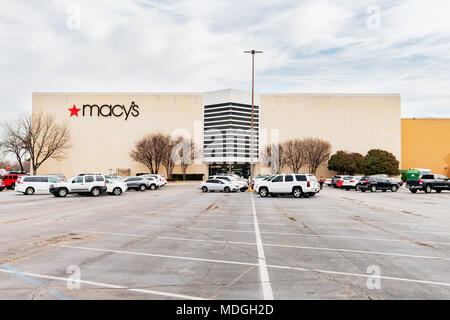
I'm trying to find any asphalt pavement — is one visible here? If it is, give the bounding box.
[0,183,449,300]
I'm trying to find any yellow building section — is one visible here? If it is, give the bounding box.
[402,118,450,176]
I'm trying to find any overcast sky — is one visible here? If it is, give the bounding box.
[0,0,449,118]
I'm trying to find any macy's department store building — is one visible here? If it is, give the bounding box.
[32,89,401,179]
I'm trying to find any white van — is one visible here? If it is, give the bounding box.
[15,176,61,195]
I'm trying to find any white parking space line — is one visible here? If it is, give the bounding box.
[120,216,286,226]
[251,194,274,300]
[119,216,450,235]
[77,230,450,261]
[56,245,257,267]
[267,265,450,288]
[0,269,207,300]
[54,244,450,289]
[138,224,450,246]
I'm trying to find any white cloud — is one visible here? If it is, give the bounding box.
[0,0,449,118]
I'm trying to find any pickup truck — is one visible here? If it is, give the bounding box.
[406,174,450,193]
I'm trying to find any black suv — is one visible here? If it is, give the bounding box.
[358,176,401,193]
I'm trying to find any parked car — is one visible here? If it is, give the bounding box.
[342,176,363,191]
[1,174,28,190]
[256,173,320,198]
[331,175,344,188]
[15,176,61,195]
[211,175,248,192]
[406,174,450,193]
[336,178,346,188]
[252,175,269,186]
[124,177,151,191]
[105,175,125,182]
[141,176,161,190]
[106,179,128,196]
[358,176,401,193]
[47,174,66,181]
[49,174,107,197]
[0,179,5,192]
[144,174,167,186]
[325,178,332,186]
[199,179,240,193]
[253,175,277,192]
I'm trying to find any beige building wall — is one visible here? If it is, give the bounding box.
[33,93,208,178]
[32,91,401,180]
[258,94,401,178]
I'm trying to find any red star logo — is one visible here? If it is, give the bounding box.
[68,105,81,117]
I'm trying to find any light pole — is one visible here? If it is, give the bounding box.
[244,50,263,188]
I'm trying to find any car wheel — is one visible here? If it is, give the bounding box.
[91,187,101,197]
[425,185,432,193]
[25,187,35,195]
[11,183,15,189]
[202,186,208,193]
[355,185,360,191]
[150,184,156,190]
[391,185,398,192]
[410,189,418,193]
[436,189,442,193]
[58,188,68,197]
[370,185,377,192]
[361,189,366,192]
[259,187,269,198]
[240,187,247,192]
[292,188,302,198]
[113,187,122,196]
[345,187,350,191]
[0,188,4,192]
[382,189,387,192]
[139,184,146,192]
[224,186,231,193]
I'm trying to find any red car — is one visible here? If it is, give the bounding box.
[336,178,345,188]
[1,174,27,190]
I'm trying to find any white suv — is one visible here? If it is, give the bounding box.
[50,174,107,197]
[256,173,320,198]
[145,174,167,186]
[342,176,363,190]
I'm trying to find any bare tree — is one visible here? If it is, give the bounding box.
[282,139,307,173]
[303,138,332,174]
[260,143,285,174]
[13,113,72,175]
[130,135,156,173]
[161,136,181,179]
[172,138,198,181]
[130,133,172,174]
[0,121,28,172]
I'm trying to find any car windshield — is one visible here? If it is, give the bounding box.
[344,177,353,180]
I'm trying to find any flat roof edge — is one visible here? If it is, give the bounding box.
[33,92,401,97]
[402,117,450,120]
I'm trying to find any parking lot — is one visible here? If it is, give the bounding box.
[0,184,449,300]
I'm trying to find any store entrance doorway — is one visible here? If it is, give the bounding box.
[208,163,250,179]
